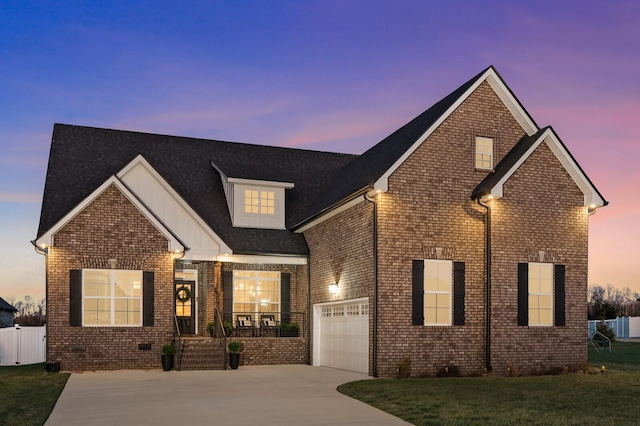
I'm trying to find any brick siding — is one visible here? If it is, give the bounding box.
[46,184,174,371]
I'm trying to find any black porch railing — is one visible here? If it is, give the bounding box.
[223,311,306,339]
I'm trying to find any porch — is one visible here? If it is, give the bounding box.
[174,311,308,371]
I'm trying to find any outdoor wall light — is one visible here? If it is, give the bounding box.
[329,283,339,294]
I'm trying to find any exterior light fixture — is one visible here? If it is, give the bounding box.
[329,283,339,294]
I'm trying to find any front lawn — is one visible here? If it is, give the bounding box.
[0,363,70,426]
[339,342,640,425]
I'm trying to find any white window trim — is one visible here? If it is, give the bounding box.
[232,270,281,319]
[528,262,553,327]
[475,136,494,170]
[82,269,143,327]
[423,259,452,326]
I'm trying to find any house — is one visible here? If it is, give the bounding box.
[34,66,607,376]
[0,297,17,328]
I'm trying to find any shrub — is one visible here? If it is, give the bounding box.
[396,357,411,379]
[596,322,616,342]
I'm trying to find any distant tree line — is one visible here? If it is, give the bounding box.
[5,295,46,326]
[588,285,640,320]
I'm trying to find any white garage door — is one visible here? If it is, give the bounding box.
[314,299,369,374]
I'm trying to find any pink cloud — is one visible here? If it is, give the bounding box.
[0,192,42,203]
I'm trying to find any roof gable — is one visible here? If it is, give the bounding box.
[472,127,608,208]
[34,175,185,252]
[118,155,232,260]
[295,66,539,228]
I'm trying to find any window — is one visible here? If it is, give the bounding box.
[83,269,142,326]
[412,260,465,326]
[475,136,493,169]
[423,260,452,326]
[518,263,564,327]
[528,263,553,326]
[244,190,275,215]
[233,271,280,318]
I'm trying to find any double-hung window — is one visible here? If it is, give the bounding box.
[423,260,452,326]
[518,262,565,327]
[475,136,493,170]
[527,263,553,326]
[83,269,142,326]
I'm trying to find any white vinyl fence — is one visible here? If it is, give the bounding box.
[588,317,640,339]
[0,325,46,366]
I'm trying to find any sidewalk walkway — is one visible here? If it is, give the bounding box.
[46,365,410,426]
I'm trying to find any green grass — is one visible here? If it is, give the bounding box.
[339,341,640,425]
[0,363,70,426]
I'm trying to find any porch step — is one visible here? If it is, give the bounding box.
[179,338,226,371]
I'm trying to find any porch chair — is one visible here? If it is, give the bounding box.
[260,314,280,337]
[236,315,255,337]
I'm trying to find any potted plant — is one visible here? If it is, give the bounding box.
[161,344,174,371]
[207,321,216,337]
[280,322,299,337]
[223,320,234,337]
[228,341,240,369]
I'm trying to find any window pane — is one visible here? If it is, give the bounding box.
[424,293,437,308]
[114,271,142,297]
[436,307,449,324]
[424,277,438,292]
[436,293,450,309]
[424,308,437,324]
[539,309,552,325]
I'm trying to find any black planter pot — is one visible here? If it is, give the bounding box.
[161,354,174,371]
[229,353,240,369]
[45,361,61,372]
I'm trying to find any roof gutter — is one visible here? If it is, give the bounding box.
[292,187,371,233]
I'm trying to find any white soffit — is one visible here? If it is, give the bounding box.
[215,254,307,265]
[373,67,539,192]
[489,128,606,207]
[118,155,232,258]
[35,176,184,252]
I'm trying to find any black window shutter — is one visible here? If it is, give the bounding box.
[453,262,465,326]
[517,263,529,326]
[143,271,154,326]
[223,271,233,322]
[281,272,291,323]
[554,265,566,326]
[412,260,424,325]
[70,269,82,327]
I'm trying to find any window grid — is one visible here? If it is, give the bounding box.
[528,262,553,326]
[83,269,142,327]
[423,260,452,326]
[475,136,493,170]
[244,189,275,215]
[233,270,280,319]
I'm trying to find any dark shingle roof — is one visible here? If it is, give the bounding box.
[298,66,492,224]
[0,297,17,312]
[37,125,356,255]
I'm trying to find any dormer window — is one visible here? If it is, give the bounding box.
[475,136,493,170]
[245,190,275,215]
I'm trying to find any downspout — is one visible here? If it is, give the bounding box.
[477,198,492,372]
[32,241,49,363]
[364,192,378,377]
[306,253,311,366]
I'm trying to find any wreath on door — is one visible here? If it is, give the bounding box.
[175,285,192,303]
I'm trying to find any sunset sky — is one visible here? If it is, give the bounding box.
[1,1,638,303]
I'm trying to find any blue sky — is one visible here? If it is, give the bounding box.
[1,1,639,302]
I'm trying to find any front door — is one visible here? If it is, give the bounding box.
[175,280,195,335]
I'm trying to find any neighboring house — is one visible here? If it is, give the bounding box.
[0,297,17,328]
[34,66,607,376]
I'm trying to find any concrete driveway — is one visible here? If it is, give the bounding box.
[46,365,410,425]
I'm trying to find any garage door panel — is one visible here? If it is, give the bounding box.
[316,300,369,374]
